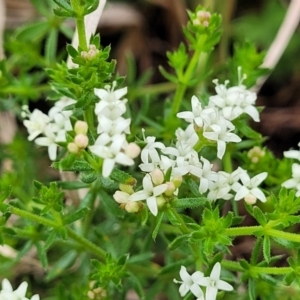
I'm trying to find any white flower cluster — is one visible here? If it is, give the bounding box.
[282,142,300,196]
[23,97,75,160]
[174,263,233,300]
[0,279,40,300]
[113,79,267,216]
[89,83,140,177]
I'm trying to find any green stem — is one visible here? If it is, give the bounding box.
[66,227,105,261]
[225,226,261,236]
[70,0,87,50]
[84,107,95,134]
[223,150,233,173]
[83,188,98,236]
[266,229,300,243]
[10,206,106,261]
[132,82,176,98]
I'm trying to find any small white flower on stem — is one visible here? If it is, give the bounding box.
[89,134,134,177]
[284,143,300,161]
[203,117,241,159]
[234,172,268,202]
[23,109,50,141]
[282,163,300,196]
[196,262,233,300]
[128,174,167,216]
[173,266,204,297]
[199,157,218,194]
[0,278,40,300]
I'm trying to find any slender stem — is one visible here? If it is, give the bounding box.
[225,226,261,236]
[83,188,98,236]
[266,229,300,243]
[70,0,87,50]
[10,206,106,261]
[223,150,233,173]
[66,227,105,261]
[84,108,95,135]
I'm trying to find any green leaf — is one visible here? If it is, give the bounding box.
[253,206,267,225]
[45,250,77,281]
[263,236,271,263]
[166,209,181,226]
[172,197,207,209]
[45,28,58,63]
[248,279,256,300]
[250,237,262,265]
[36,242,48,269]
[0,186,12,203]
[79,171,97,184]
[63,207,89,224]
[16,21,49,41]
[56,181,90,189]
[127,253,154,264]
[52,159,94,172]
[110,169,136,185]
[66,44,78,58]
[168,234,189,251]
[128,273,145,299]
[187,179,201,197]
[44,230,57,251]
[158,66,178,83]
[283,272,296,286]
[152,212,165,240]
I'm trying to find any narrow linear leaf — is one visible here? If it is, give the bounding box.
[152,212,165,240]
[168,234,189,251]
[63,207,89,224]
[172,197,207,209]
[248,279,256,300]
[56,181,90,190]
[263,236,271,264]
[36,242,48,269]
[250,237,262,265]
[253,206,267,226]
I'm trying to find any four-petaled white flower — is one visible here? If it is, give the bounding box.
[196,262,234,300]
[129,174,167,216]
[234,172,268,202]
[0,279,40,300]
[282,163,300,196]
[173,266,204,297]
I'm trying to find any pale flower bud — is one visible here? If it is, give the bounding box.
[68,142,79,154]
[125,201,140,213]
[194,10,211,27]
[164,181,176,196]
[172,176,183,189]
[248,146,265,164]
[150,169,164,185]
[244,194,257,205]
[113,191,129,203]
[89,44,97,51]
[74,134,89,149]
[124,142,141,159]
[156,196,166,208]
[74,120,88,135]
[81,51,88,59]
[119,184,134,195]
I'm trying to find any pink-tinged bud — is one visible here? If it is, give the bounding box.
[194,10,211,27]
[89,44,97,51]
[74,120,88,135]
[119,184,134,195]
[87,49,98,59]
[68,142,79,154]
[124,142,141,159]
[74,134,89,149]
[81,51,88,59]
[125,201,140,213]
[150,169,164,185]
[172,176,183,189]
[244,194,257,205]
[113,191,130,204]
[156,196,166,208]
[164,182,176,196]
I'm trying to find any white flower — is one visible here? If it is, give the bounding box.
[34,124,59,161]
[207,179,232,201]
[97,116,131,136]
[175,124,198,148]
[128,174,167,216]
[173,266,204,297]
[282,163,300,196]
[141,131,166,164]
[177,96,213,128]
[203,117,241,159]
[0,278,40,300]
[234,172,268,202]
[199,157,218,194]
[23,109,50,141]
[284,143,300,161]
[89,134,134,177]
[196,262,233,300]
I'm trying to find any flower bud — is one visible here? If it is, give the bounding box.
[244,194,257,205]
[156,196,166,208]
[81,51,88,59]
[67,142,79,154]
[74,120,88,135]
[119,184,134,195]
[74,134,89,149]
[124,142,141,159]
[150,169,164,185]
[125,201,140,213]
[247,146,265,164]
[172,176,183,189]
[89,44,97,51]
[164,181,176,196]
[113,191,129,204]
